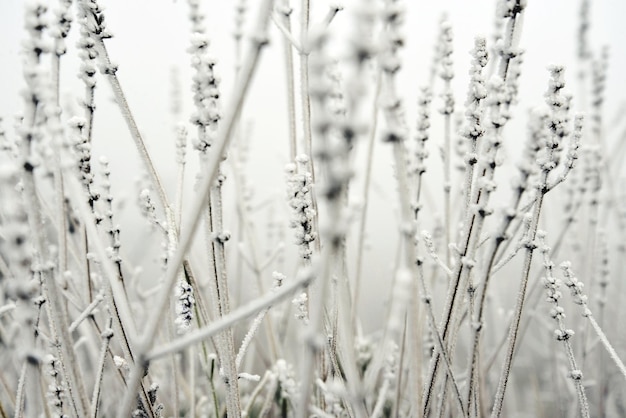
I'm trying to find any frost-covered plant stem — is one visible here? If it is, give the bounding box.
[295,248,334,418]
[209,184,242,417]
[13,363,28,418]
[299,0,311,157]
[489,206,543,418]
[416,259,466,416]
[117,2,274,415]
[465,192,522,416]
[277,0,298,161]
[91,322,113,418]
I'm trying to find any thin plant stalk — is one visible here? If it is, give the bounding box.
[90,319,113,418]
[209,182,242,417]
[279,0,298,161]
[352,70,381,332]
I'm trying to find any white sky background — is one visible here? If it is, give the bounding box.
[1,0,625,328]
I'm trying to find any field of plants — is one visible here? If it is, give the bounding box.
[0,0,625,417]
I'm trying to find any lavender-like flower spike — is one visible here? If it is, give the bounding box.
[539,65,573,186]
[591,46,609,142]
[23,2,50,61]
[76,24,97,89]
[438,20,455,116]
[595,229,610,307]
[292,292,309,325]
[498,0,526,55]
[233,0,247,43]
[504,53,523,106]
[548,113,582,189]
[138,188,164,231]
[462,37,489,176]
[578,0,591,62]
[50,0,72,57]
[545,65,571,141]
[438,20,454,83]
[188,33,221,153]
[0,165,32,282]
[100,157,122,271]
[21,2,51,113]
[186,0,221,155]
[412,87,433,182]
[466,37,489,109]
[175,123,188,166]
[77,0,113,40]
[379,1,406,75]
[286,155,316,261]
[520,107,548,179]
[69,116,102,223]
[44,354,68,417]
[380,1,409,144]
[348,0,380,65]
[187,0,206,34]
[422,230,452,276]
[415,87,433,148]
[174,279,195,334]
[76,0,99,141]
[273,359,298,402]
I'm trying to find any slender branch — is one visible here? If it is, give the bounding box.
[69,292,105,333]
[91,320,113,418]
[271,12,304,54]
